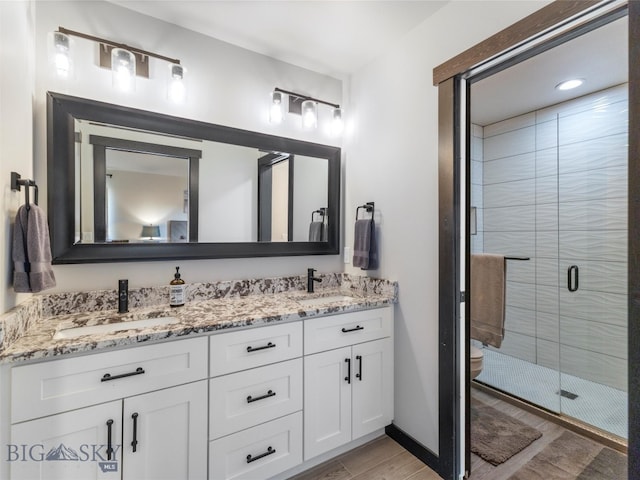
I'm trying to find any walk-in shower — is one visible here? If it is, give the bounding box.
[469,16,628,440]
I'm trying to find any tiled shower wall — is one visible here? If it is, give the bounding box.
[471,84,628,391]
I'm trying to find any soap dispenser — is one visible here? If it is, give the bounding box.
[170,267,186,307]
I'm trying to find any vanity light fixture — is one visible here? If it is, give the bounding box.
[555,78,585,91]
[271,87,343,133]
[51,27,185,97]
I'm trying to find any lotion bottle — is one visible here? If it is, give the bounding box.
[170,266,186,307]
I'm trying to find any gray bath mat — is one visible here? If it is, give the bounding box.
[471,400,543,465]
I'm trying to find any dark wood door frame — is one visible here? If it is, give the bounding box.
[433,2,638,479]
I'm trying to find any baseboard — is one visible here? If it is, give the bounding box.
[385,424,440,475]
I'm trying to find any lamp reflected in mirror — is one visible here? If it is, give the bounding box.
[141,224,160,240]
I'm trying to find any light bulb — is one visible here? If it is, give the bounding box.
[168,63,186,103]
[50,31,72,78]
[301,100,317,129]
[111,48,135,91]
[331,108,344,136]
[270,91,284,124]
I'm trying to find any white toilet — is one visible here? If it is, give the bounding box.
[470,345,483,379]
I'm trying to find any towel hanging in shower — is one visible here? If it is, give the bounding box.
[470,253,505,348]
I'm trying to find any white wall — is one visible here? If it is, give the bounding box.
[30,0,343,292]
[293,156,328,242]
[0,1,35,312]
[106,169,188,242]
[345,0,552,455]
[198,142,257,243]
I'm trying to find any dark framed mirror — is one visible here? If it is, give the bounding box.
[47,92,341,263]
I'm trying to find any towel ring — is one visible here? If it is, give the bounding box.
[356,202,375,220]
[311,207,327,222]
[10,172,38,211]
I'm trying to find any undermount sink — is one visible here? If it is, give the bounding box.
[295,295,354,307]
[53,316,180,340]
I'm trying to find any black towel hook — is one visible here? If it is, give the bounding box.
[356,202,375,220]
[11,172,38,211]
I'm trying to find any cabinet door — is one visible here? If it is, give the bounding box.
[122,381,207,480]
[10,401,122,480]
[352,338,394,439]
[303,346,352,460]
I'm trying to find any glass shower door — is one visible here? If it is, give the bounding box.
[557,87,628,438]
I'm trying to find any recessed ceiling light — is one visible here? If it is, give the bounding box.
[555,79,585,91]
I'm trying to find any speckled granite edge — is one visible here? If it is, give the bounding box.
[0,296,42,352]
[1,273,396,358]
[342,273,398,298]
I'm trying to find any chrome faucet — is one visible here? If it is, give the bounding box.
[307,268,322,293]
[118,279,129,313]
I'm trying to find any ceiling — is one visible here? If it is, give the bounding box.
[109,2,627,124]
[471,16,628,125]
[110,0,447,79]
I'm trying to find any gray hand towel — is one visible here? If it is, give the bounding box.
[309,221,324,241]
[353,218,377,270]
[12,204,56,293]
[470,254,505,348]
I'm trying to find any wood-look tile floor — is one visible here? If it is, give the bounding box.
[470,387,627,480]
[290,387,626,480]
[289,435,442,480]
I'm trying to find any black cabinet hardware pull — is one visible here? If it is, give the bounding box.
[246,446,276,463]
[247,342,276,353]
[131,413,139,452]
[101,367,145,382]
[342,325,364,333]
[345,358,351,384]
[247,390,276,403]
[356,355,362,381]
[568,265,579,292]
[106,419,114,461]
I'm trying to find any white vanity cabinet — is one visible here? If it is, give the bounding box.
[3,301,395,480]
[208,322,304,480]
[303,307,394,461]
[9,337,208,480]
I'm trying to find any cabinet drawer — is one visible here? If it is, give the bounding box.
[209,411,302,480]
[210,358,302,439]
[210,322,302,376]
[11,337,208,423]
[304,307,393,354]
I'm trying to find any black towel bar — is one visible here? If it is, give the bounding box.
[356,202,375,220]
[10,172,38,211]
[505,256,530,261]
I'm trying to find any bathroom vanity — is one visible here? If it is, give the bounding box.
[0,275,396,480]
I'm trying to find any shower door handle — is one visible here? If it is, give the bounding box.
[568,265,579,292]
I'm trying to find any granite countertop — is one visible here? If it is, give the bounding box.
[0,287,395,364]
